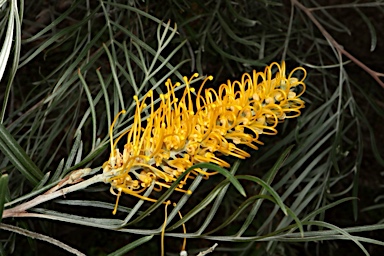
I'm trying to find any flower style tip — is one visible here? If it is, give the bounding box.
[103,61,306,213]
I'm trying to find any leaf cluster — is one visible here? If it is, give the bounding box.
[1,0,384,255]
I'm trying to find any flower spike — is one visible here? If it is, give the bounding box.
[103,62,306,213]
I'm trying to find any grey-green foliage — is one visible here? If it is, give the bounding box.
[0,0,384,255]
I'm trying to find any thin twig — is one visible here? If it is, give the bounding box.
[2,173,104,219]
[308,2,384,11]
[291,0,384,89]
[196,243,218,256]
[0,223,86,256]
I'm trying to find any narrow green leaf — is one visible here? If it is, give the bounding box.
[217,13,260,48]
[236,175,287,215]
[188,163,246,197]
[105,2,168,27]
[0,0,14,82]
[19,5,100,68]
[102,43,125,109]
[126,161,246,226]
[78,71,97,151]
[96,68,112,138]
[302,197,357,223]
[54,199,143,215]
[306,221,369,255]
[107,235,154,256]
[126,164,210,226]
[207,32,272,66]
[1,0,22,123]
[0,174,9,222]
[0,124,44,185]
[192,160,241,235]
[167,180,230,230]
[263,145,295,184]
[237,145,294,236]
[31,208,124,227]
[22,1,82,43]
[50,159,64,183]
[285,207,304,238]
[355,8,377,52]
[64,131,82,171]
[224,0,259,26]
[32,172,51,191]
[203,194,274,236]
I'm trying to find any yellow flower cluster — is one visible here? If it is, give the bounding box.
[102,62,306,213]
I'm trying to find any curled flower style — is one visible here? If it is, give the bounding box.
[102,61,306,214]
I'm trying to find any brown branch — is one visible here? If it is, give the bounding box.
[291,0,384,89]
[2,172,102,219]
[0,223,85,256]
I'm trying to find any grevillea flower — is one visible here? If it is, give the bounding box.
[102,62,306,213]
